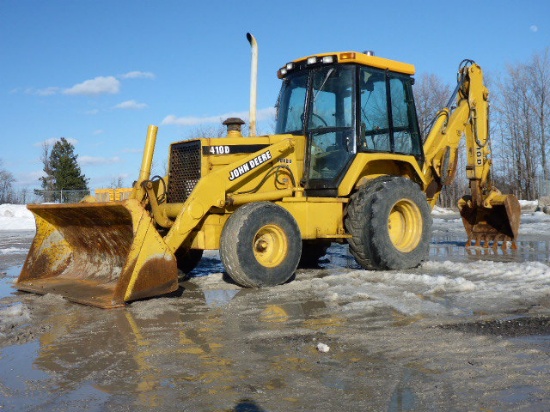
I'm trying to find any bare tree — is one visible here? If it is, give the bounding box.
[493,48,550,200]
[414,73,451,140]
[110,176,125,189]
[528,48,550,181]
[0,159,16,204]
[37,142,55,202]
[414,73,467,208]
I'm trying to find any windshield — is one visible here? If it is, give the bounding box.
[275,72,308,134]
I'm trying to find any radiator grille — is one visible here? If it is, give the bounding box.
[166,140,201,203]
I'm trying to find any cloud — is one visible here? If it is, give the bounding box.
[93,129,104,135]
[34,137,79,147]
[20,70,152,97]
[79,156,122,166]
[530,25,538,33]
[161,107,276,126]
[120,71,156,79]
[63,76,120,95]
[113,100,148,110]
[35,87,60,96]
[21,86,60,96]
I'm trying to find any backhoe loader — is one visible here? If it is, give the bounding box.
[16,35,520,308]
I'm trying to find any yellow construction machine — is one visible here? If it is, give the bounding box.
[17,35,520,308]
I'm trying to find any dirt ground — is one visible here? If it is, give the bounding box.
[0,216,549,411]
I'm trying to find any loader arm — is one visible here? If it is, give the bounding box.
[421,60,520,246]
[161,138,297,253]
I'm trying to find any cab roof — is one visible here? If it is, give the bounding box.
[278,51,415,78]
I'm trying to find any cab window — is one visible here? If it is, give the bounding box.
[275,71,308,134]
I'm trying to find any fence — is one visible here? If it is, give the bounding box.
[33,190,90,204]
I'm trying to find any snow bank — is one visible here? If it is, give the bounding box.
[519,200,538,212]
[0,204,35,231]
[431,206,457,215]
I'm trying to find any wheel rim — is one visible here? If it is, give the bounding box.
[253,224,288,268]
[388,199,422,253]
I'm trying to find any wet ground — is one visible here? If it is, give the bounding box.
[0,213,549,411]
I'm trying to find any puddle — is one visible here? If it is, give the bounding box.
[203,289,240,307]
[0,340,110,410]
[0,340,47,391]
[440,316,550,338]
[0,265,22,300]
[430,235,550,264]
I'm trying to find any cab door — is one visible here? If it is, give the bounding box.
[304,65,356,196]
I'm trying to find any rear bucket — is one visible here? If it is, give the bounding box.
[458,194,521,248]
[16,199,179,308]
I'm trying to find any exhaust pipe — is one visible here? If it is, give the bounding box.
[246,32,258,137]
[131,124,158,201]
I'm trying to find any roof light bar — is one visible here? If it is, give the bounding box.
[307,57,318,65]
[339,52,356,61]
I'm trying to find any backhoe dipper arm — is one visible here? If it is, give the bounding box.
[421,60,520,246]
[422,60,491,207]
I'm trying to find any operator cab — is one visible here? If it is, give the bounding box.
[275,52,423,196]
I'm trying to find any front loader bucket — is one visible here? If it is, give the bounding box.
[458,194,521,248]
[16,199,179,308]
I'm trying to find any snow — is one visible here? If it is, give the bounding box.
[431,206,457,215]
[0,204,35,231]
[0,303,30,338]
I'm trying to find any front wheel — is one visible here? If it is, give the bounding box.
[220,202,302,288]
[345,177,432,270]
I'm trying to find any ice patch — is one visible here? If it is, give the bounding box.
[129,297,180,319]
[432,206,457,215]
[307,259,550,318]
[0,247,29,255]
[0,302,31,336]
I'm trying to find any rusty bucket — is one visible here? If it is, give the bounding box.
[16,199,179,308]
[458,193,521,248]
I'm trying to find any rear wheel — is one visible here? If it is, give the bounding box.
[220,202,302,288]
[345,177,432,270]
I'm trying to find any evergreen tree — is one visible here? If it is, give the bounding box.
[39,138,89,202]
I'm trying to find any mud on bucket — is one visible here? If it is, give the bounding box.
[458,194,521,248]
[16,200,179,308]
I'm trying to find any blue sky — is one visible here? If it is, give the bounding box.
[1,0,548,191]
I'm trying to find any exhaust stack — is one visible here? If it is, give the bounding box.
[247,32,258,137]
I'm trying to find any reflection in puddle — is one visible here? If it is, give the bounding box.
[203,289,239,307]
[0,340,53,410]
[430,235,550,264]
[0,265,22,300]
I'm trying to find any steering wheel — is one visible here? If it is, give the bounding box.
[310,113,328,128]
